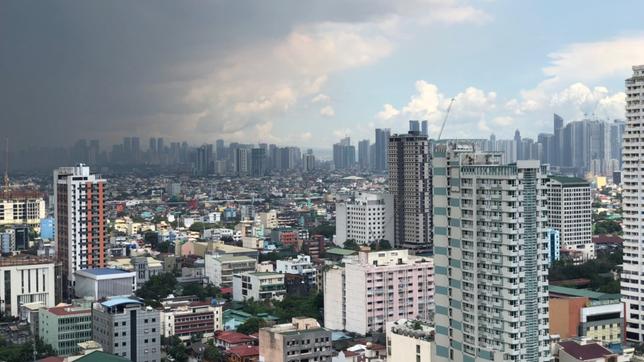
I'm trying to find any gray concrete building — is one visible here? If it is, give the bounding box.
[92,297,160,362]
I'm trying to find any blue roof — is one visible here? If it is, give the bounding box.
[101,297,143,308]
[83,268,130,276]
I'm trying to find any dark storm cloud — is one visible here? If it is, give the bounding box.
[0,0,401,148]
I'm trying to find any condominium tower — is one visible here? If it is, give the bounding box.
[54,164,107,300]
[621,65,644,342]
[432,144,550,361]
[547,176,594,261]
[388,130,432,252]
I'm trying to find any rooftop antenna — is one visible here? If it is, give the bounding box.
[2,138,8,189]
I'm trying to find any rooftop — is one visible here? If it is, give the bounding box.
[45,305,91,317]
[549,176,589,186]
[74,351,130,362]
[77,268,133,276]
[100,297,143,308]
[549,285,620,301]
[325,247,357,256]
[227,345,259,357]
[215,331,255,344]
[0,255,55,267]
[559,340,614,360]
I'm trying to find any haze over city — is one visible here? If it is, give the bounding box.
[3,1,644,150]
[3,2,644,362]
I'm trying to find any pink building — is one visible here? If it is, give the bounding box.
[324,250,434,335]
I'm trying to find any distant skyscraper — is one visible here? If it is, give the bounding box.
[131,137,140,162]
[54,164,106,300]
[156,137,164,153]
[332,137,355,170]
[432,144,550,361]
[622,65,644,343]
[235,148,250,176]
[195,144,213,176]
[514,129,522,160]
[358,139,370,170]
[409,120,420,133]
[215,139,225,160]
[251,148,267,177]
[553,113,564,167]
[387,130,431,252]
[303,153,315,172]
[123,137,132,156]
[421,120,428,137]
[149,137,157,153]
[374,128,391,172]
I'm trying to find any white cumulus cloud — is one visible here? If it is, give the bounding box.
[320,105,336,117]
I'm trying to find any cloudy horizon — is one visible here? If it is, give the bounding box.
[2,0,644,150]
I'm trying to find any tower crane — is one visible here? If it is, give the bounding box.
[437,98,455,140]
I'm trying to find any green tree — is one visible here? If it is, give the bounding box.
[371,239,392,251]
[309,223,335,239]
[343,239,361,251]
[181,283,222,300]
[165,335,189,362]
[204,340,224,362]
[135,272,177,301]
[593,220,622,235]
[236,317,267,335]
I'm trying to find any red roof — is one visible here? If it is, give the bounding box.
[37,357,64,362]
[220,287,232,295]
[559,341,614,360]
[592,234,624,245]
[227,345,259,357]
[215,331,254,345]
[47,306,91,316]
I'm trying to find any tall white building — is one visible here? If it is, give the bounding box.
[432,144,551,361]
[335,191,393,246]
[324,249,434,335]
[547,176,594,261]
[622,65,644,343]
[54,164,107,300]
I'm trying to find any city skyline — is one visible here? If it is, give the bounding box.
[2,1,644,149]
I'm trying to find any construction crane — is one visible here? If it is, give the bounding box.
[437,98,455,140]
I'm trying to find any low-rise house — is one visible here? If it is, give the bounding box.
[214,331,256,350]
[232,272,285,302]
[159,296,223,341]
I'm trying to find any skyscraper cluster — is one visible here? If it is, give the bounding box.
[482,116,625,179]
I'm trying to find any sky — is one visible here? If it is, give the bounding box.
[2,0,644,150]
